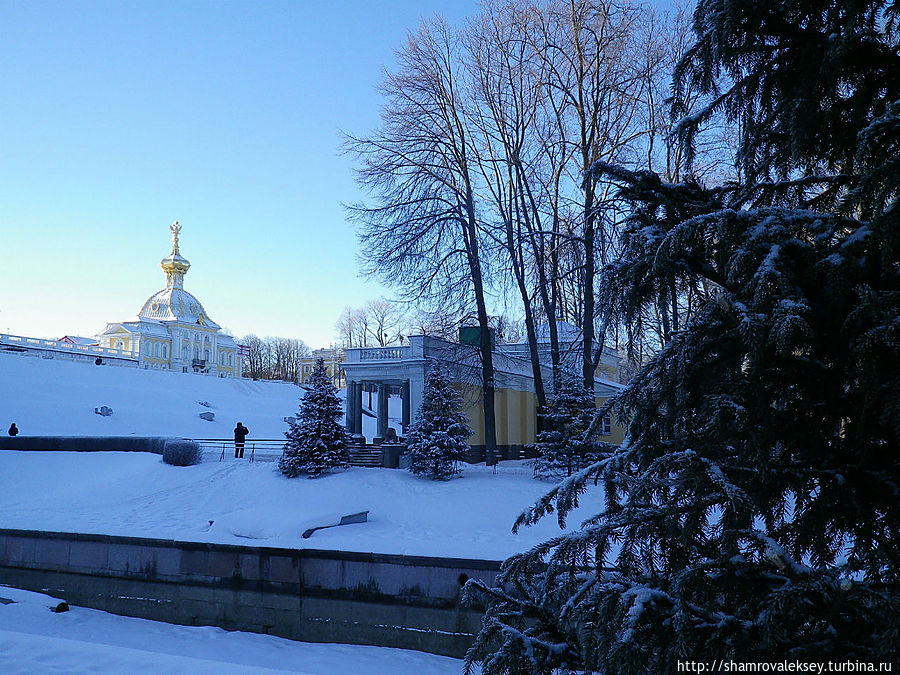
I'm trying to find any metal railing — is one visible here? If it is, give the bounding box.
[190,438,397,467]
[190,438,286,463]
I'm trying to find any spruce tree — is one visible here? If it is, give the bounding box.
[405,362,473,480]
[465,0,899,671]
[532,374,604,480]
[280,358,349,478]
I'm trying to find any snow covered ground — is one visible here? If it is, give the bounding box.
[0,351,597,560]
[0,586,470,674]
[0,351,401,440]
[0,350,585,672]
[0,451,597,560]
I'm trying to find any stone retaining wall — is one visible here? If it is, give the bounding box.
[0,528,499,657]
[0,436,173,454]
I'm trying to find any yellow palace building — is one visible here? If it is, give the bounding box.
[341,328,626,459]
[96,223,241,377]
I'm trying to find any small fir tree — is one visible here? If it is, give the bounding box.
[280,359,349,478]
[532,374,603,479]
[406,363,473,480]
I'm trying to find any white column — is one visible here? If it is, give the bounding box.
[377,383,389,440]
[409,372,424,427]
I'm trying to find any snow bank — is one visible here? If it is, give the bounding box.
[0,353,301,438]
[0,586,469,675]
[0,352,401,441]
[0,349,601,560]
[0,451,603,560]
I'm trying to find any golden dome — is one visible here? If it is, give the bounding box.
[136,222,220,329]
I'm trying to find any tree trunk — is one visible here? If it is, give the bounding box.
[582,182,596,391]
[463,194,498,466]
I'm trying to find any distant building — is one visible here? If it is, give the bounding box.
[299,348,345,388]
[341,332,626,459]
[96,222,241,377]
[58,336,98,347]
[496,321,624,384]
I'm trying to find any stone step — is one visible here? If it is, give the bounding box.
[349,448,384,468]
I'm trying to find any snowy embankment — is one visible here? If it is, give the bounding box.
[0,586,468,675]
[0,351,597,560]
[0,352,301,438]
[0,451,599,560]
[0,351,398,439]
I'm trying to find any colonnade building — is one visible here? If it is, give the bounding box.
[341,332,626,459]
[96,223,241,377]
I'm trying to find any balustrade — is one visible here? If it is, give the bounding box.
[358,346,409,361]
[0,332,136,359]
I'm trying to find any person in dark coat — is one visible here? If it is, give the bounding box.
[8,423,18,436]
[233,422,249,458]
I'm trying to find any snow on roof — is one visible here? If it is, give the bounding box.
[517,321,583,344]
[98,320,171,337]
[217,333,238,347]
[138,288,221,330]
[595,379,627,397]
[58,335,97,345]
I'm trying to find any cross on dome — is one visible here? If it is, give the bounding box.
[160,221,191,290]
[170,221,182,255]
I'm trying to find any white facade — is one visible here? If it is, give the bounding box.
[96,223,242,377]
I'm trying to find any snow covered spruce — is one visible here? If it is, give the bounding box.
[404,362,473,480]
[531,373,608,480]
[279,358,349,478]
[463,0,900,671]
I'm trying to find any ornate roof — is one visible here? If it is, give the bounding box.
[137,289,219,328]
[136,222,221,329]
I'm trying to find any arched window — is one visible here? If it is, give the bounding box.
[163,344,169,359]
[228,353,233,367]
[154,343,160,357]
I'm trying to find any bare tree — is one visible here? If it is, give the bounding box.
[240,334,269,379]
[466,0,657,392]
[335,300,409,347]
[345,0,732,460]
[345,19,499,462]
[334,306,367,348]
[467,0,551,407]
[496,0,647,388]
[271,337,310,381]
[409,306,475,341]
[239,334,309,382]
[364,299,405,346]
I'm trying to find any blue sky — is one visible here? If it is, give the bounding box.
[0,0,479,347]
